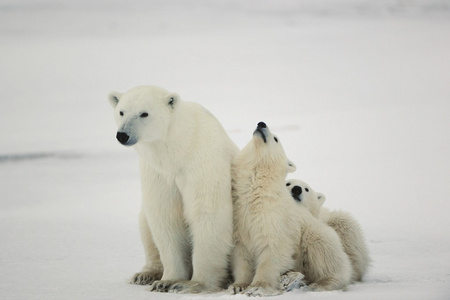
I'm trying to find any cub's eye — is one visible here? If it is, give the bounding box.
[140,112,149,118]
[119,111,124,116]
[286,182,291,186]
[305,188,309,192]
[274,137,278,143]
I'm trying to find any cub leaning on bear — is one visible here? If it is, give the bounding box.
[229,122,352,296]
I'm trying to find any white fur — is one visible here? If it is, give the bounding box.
[109,86,238,293]
[229,123,300,297]
[294,210,353,291]
[286,179,371,283]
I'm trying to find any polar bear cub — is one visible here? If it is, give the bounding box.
[290,194,353,290]
[229,122,300,297]
[286,179,370,282]
[108,86,238,293]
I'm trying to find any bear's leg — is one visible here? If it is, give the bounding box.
[245,248,291,296]
[130,210,163,285]
[228,241,254,294]
[168,175,234,293]
[140,170,192,292]
[305,229,352,291]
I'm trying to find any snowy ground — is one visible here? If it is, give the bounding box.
[1,0,450,299]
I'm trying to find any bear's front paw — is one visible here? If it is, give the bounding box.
[245,285,283,297]
[149,280,177,292]
[130,270,163,285]
[280,271,305,291]
[227,283,249,294]
[168,280,211,294]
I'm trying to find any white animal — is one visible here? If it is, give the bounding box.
[230,122,352,294]
[108,86,239,293]
[229,122,299,297]
[286,179,370,283]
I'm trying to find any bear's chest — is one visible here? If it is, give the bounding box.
[237,196,290,241]
[136,143,181,175]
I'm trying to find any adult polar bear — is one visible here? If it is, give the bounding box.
[108,86,239,293]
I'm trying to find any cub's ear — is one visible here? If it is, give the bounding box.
[108,92,122,108]
[167,93,180,108]
[287,160,296,173]
[317,192,326,206]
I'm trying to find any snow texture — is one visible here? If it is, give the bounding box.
[1,0,450,299]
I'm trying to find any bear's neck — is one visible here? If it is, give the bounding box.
[134,140,182,174]
[234,162,286,193]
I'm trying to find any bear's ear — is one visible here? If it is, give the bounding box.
[317,192,326,206]
[167,93,180,108]
[108,92,122,108]
[287,160,296,173]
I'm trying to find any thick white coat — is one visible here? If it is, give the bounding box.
[230,123,299,297]
[286,179,371,283]
[294,207,353,291]
[109,86,238,293]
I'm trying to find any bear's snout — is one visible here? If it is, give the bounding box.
[116,132,130,144]
[291,185,302,200]
[254,121,268,143]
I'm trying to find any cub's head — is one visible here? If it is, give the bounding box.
[237,122,296,177]
[108,85,180,146]
[286,179,325,217]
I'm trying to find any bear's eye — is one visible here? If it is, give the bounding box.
[305,188,309,192]
[274,137,278,143]
[140,112,149,118]
[286,182,291,186]
[119,111,124,116]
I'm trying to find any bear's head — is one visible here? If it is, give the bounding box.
[108,86,180,146]
[285,179,325,217]
[237,122,296,178]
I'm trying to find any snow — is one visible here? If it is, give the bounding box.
[1,0,450,299]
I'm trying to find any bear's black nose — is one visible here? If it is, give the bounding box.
[116,132,130,144]
[291,186,302,197]
[257,121,267,128]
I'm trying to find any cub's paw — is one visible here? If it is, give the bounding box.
[306,283,327,292]
[168,280,213,294]
[130,270,162,285]
[150,280,177,292]
[245,286,283,297]
[227,283,249,294]
[280,271,305,292]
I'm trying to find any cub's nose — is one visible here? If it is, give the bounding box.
[291,186,302,197]
[116,132,129,144]
[257,121,267,128]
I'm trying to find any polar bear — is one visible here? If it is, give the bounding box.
[286,179,370,282]
[108,85,239,293]
[229,121,300,297]
[290,193,353,290]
